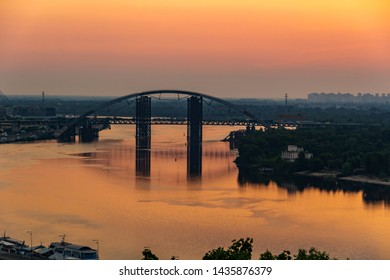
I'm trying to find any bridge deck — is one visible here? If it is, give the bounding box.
[2,117,376,128]
[2,117,267,127]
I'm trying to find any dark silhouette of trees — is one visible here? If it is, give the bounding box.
[202,238,253,260]
[141,248,158,260]
[259,249,292,260]
[294,247,330,260]
[259,247,329,260]
[236,126,390,177]
[141,238,332,260]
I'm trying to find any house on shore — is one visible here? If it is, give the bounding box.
[281,145,313,162]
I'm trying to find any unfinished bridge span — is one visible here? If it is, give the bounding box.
[56,89,261,177]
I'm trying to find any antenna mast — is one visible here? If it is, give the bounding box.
[285,93,288,113]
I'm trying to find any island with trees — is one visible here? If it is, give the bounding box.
[234,126,390,184]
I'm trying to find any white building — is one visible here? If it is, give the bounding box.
[281,145,313,162]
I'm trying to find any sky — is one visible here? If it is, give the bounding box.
[1,0,390,98]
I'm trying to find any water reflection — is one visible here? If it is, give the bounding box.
[238,168,390,206]
[71,142,234,183]
[75,145,390,207]
[3,126,390,260]
[136,149,151,177]
[187,143,202,179]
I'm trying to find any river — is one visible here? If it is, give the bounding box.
[1,125,390,259]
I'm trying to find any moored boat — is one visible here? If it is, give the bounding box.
[0,234,99,260]
[48,240,99,260]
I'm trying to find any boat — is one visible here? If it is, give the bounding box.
[48,240,99,260]
[0,234,99,260]
[0,236,41,260]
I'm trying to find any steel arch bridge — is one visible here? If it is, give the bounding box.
[56,89,262,138]
[56,89,263,177]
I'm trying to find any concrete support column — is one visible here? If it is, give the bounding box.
[187,96,202,177]
[135,96,151,176]
[79,125,99,142]
[58,126,76,143]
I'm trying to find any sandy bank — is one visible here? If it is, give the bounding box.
[338,175,390,186]
[294,171,338,179]
[295,171,390,187]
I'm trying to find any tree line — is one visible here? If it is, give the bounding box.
[235,126,390,177]
[141,238,331,260]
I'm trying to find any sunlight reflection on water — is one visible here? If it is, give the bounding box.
[1,125,390,260]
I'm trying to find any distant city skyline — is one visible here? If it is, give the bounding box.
[1,1,389,98]
[309,92,390,103]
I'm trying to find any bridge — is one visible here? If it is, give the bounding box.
[55,89,262,138]
[2,89,377,177]
[53,89,263,177]
[7,116,264,127]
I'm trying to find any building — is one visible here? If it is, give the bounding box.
[308,92,390,104]
[281,145,313,162]
[10,105,56,117]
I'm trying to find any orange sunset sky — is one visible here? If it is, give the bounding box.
[1,0,389,98]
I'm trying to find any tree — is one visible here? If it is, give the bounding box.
[276,250,292,260]
[259,249,292,260]
[259,247,330,260]
[237,126,390,178]
[259,249,276,260]
[308,158,324,172]
[294,152,309,171]
[140,238,334,260]
[202,238,253,260]
[142,248,159,260]
[341,162,352,176]
[294,247,330,260]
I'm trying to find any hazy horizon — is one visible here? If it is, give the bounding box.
[1,1,389,98]
[3,92,290,101]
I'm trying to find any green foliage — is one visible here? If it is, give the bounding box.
[141,238,333,260]
[308,158,325,172]
[237,126,390,177]
[294,247,330,260]
[141,248,159,260]
[259,249,276,260]
[259,249,292,260]
[341,162,352,176]
[202,238,253,260]
[276,250,293,260]
[259,247,329,260]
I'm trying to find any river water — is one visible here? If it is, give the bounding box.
[1,125,390,260]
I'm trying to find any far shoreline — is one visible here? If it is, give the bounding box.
[294,171,390,187]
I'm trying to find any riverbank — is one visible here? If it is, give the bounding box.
[294,171,338,180]
[338,175,390,187]
[294,171,390,187]
[0,131,55,144]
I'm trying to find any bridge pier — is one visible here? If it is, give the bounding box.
[135,96,151,176]
[79,125,99,142]
[58,126,76,142]
[187,96,202,177]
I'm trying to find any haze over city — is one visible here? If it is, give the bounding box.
[1,0,390,98]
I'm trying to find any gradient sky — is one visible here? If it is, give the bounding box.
[1,0,389,98]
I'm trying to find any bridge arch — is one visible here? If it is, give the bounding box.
[56,89,261,137]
